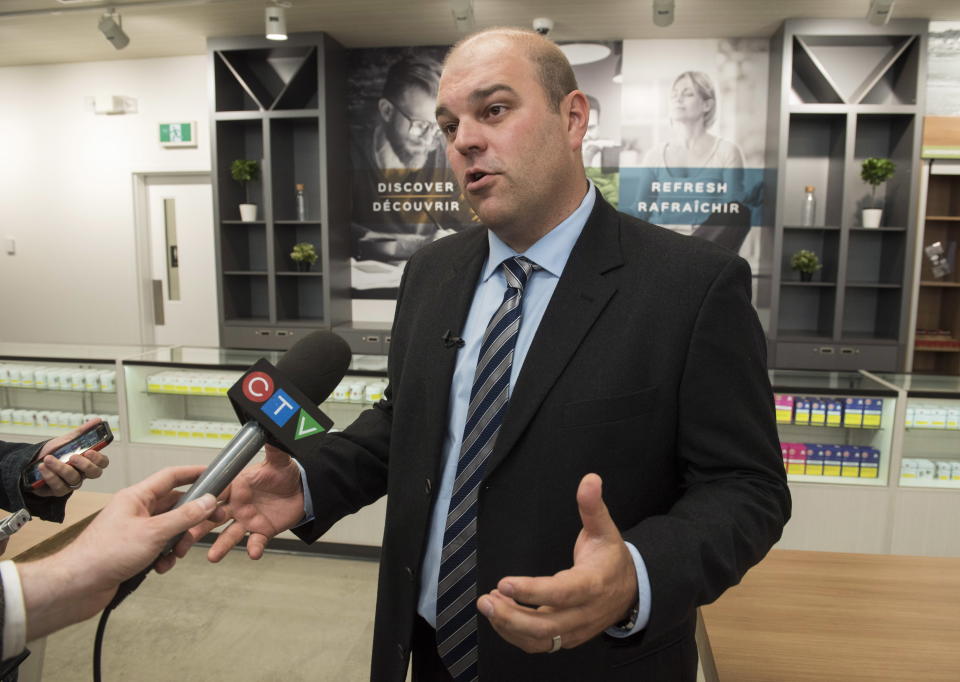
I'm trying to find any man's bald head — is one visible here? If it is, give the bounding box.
[444,27,579,113]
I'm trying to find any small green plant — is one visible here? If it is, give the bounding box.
[860,157,895,208]
[290,242,318,267]
[230,159,260,202]
[790,249,822,280]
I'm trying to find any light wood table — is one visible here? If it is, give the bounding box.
[7,492,112,682]
[700,549,960,681]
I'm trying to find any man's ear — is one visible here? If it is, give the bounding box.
[564,90,590,151]
[377,97,394,122]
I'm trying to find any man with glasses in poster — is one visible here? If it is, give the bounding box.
[350,54,475,290]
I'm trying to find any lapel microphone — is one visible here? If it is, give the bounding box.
[442,330,465,348]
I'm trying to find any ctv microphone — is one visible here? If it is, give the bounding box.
[165,330,352,538]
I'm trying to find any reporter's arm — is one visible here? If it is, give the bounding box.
[13,466,216,643]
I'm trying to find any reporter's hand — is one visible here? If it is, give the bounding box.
[31,418,110,497]
[174,444,305,563]
[477,474,639,654]
[18,465,218,641]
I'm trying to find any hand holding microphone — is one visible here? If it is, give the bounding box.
[163,330,352,563]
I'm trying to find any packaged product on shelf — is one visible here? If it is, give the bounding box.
[365,382,386,403]
[900,458,918,480]
[916,459,936,481]
[951,461,960,481]
[935,460,952,481]
[779,443,789,470]
[822,446,842,476]
[775,394,795,424]
[785,443,806,474]
[810,399,826,427]
[0,409,11,427]
[332,381,350,401]
[826,399,844,427]
[205,422,222,440]
[912,406,931,428]
[844,398,864,428]
[99,370,116,393]
[349,381,367,402]
[840,446,860,478]
[862,398,883,429]
[0,366,8,386]
[931,407,947,429]
[19,367,35,388]
[794,397,811,425]
[905,406,914,428]
[859,448,880,479]
[804,444,824,475]
[33,368,48,389]
[947,409,960,431]
[149,418,163,435]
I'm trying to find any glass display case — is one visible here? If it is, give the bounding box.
[770,369,898,486]
[0,342,150,441]
[123,347,388,449]
[876,374,960,490]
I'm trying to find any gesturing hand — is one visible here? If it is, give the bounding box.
[477,473,639,654]
[173,445,306,563]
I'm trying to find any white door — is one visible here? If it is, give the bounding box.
[139,173,219,347]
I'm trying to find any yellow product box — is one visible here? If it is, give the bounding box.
[826,399,843,427]
[862,398,883,429]
[843,398,864,428]
[840,447,860,477]
[775,394,795,424]
[822,446,842,476]
[810,399,826,427]
[803,444,824,476]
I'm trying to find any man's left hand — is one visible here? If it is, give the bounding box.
[477,473,638,654]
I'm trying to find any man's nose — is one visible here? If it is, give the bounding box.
[452,118,486,154]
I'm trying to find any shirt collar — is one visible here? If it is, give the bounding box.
[482,180,596,283]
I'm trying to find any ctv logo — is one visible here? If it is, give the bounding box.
[241,371,325,440]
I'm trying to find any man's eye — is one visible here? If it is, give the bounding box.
[442,123,458,137]
[488,105,505,117]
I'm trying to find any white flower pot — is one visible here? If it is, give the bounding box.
[862,208,882,228]
[239,203,258,222]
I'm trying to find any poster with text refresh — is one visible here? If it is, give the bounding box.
[618,38,771,262]
[346,46,476,300]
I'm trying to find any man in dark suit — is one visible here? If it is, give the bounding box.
[184,27,790,682]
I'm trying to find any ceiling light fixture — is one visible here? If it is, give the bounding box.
[558,43,612,66]
[449,0,475,33]
[653,0,675,27]
[97,9,129,50]
[866,0,895,25]
[265,3,288,41]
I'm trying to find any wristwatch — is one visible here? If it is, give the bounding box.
[614,600,640,633]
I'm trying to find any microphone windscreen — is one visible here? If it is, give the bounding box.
[276,331,352,405]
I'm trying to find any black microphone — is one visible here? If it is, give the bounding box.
[163,330,352,548]
[442,329,465,348]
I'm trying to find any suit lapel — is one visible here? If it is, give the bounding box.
[413,227,488,472]
[484,196,624,477]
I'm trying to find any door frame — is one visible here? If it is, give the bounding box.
[130,171,212,346]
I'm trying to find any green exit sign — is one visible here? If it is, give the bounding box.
[159,121,197,148]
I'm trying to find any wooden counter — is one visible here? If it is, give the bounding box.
[700,549,960,681]
[7,492,111,561]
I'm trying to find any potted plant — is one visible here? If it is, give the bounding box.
[860,157,895,228]
[231,159,260,222]
[290,241,318,271]
[790,249,822,282]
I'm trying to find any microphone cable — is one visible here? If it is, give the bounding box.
[93,566,151,682]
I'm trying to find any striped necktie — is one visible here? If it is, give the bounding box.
[436,255,539,682]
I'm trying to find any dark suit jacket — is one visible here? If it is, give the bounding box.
[294,192,790,681]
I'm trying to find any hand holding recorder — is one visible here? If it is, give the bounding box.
[25,418,111,497]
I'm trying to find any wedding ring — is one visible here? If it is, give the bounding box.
[67,480,83,489]
[548,634,562,654]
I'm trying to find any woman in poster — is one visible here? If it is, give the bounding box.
[629,70,751,247]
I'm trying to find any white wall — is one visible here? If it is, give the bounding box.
[0,55,210,345]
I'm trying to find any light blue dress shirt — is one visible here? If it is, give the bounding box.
[299,182,651,637]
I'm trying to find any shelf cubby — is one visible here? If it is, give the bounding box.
[785,114,846,228]
[270,117,321,222]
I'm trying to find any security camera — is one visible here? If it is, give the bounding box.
[98,10,129,50]
[533,17,554,36]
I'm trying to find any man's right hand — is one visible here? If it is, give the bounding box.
[174,445,305,562]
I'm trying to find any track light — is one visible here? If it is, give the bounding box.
[97,10,129,50]
[449,0,475,33]
[653,0,674,27]
[265,5,287,41]
[866,0,895,25]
